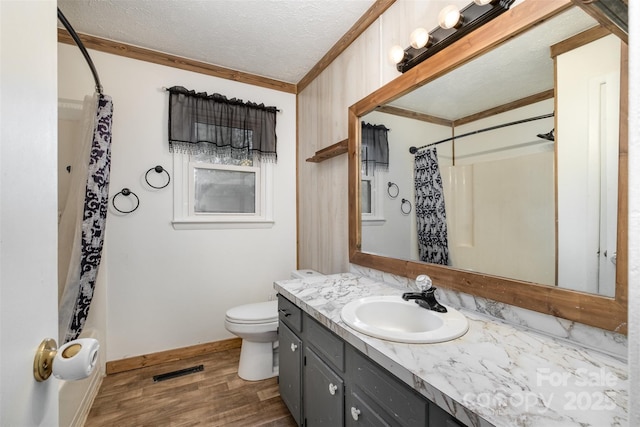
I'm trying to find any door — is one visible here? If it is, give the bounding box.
[0,1,59,425]
[303,346,344,426]
[278,323,302,425]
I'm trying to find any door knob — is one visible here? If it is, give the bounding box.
[328,383,338,395]
[351,407,361,420]
[290,343,298,352]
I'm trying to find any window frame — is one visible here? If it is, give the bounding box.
[361,167,385,226]
[172,152,274,230]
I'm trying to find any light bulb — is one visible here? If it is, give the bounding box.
[389,45,406,64]
[410,28,431,49]
[438,5,463,30]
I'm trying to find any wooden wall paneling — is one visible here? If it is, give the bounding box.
[297,0,396,92]
[297,84,320,270]
[297,22,383,274]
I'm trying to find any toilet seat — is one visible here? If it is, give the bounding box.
[225,300,278,324]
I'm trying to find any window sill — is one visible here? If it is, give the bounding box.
[362,217,386,226]
[172,218,275,230]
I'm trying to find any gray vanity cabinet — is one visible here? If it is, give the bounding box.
[303,346,345,426]
[345,386,392,426]
[278,296,303,425]
[277,295,467,427]
[346,349,427,426]
[279,322,303,425]
[302,313,346,426]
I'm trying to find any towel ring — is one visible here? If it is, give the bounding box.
[145,165,171,189]
[401,198,412,215]
[112,188,139,214]
[387,182,399,199]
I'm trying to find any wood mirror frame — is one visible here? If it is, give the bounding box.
[348,0,628,333]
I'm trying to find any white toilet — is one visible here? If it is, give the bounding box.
[224,269,323,381]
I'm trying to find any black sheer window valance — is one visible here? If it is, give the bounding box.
[168,86,278,163]
[361,122,389,173]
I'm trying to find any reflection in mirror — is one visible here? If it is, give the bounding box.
[360,7,623,297]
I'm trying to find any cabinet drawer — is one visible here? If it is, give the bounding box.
[278,295,302,332]
[304,315,345,372]
[346,386,392,427]
[347,348,427,426]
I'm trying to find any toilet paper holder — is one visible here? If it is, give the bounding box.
[33,337,99,382]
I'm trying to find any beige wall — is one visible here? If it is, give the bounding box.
[297,0,471,273]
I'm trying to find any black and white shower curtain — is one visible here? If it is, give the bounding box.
[59,93,113,343]
[414,148,450,265]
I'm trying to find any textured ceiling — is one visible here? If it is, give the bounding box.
[57,0,376,84]
[390,7,598,120]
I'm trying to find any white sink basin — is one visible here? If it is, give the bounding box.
[340,295,469,343]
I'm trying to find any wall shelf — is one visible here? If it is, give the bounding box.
[306,139,348,163]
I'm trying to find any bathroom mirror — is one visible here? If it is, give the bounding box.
[348,0,628,333]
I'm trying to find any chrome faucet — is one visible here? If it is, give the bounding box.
[401,275,447,313]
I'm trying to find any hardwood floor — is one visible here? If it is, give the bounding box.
[85,348,297,427]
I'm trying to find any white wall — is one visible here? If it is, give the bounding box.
[58,44,297,361]
[449,101,556,285]
[360,102,556,285]
[556,34,621,295]
[360,111,450,260]
[1,0,59,425]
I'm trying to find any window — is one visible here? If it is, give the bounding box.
[361,179,372,215]
[168,86,277,229]
[361,122,389,225]
[173,150,273,229]
[193,165,257,214]
[361,160,385,224]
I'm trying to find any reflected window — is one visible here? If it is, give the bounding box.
[361,179,372,215]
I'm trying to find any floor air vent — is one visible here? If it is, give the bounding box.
[152,364,204,382]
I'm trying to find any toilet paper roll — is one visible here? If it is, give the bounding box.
[53,338,100,381]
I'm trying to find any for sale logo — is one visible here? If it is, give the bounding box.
[462,367,619,415]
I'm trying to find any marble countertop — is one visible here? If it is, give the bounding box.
[274,273,628,427]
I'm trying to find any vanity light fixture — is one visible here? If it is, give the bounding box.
[389,45,408,64]
[438,5,463,30]
[410,28,431,49]
[392,0,515,73]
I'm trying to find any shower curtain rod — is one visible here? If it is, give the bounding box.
[58,8,103,94]
[409,112,554,154]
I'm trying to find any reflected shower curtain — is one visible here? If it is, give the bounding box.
[59,93,113,343]
[414,148,450,265]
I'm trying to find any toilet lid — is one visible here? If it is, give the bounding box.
[225,300,278,324]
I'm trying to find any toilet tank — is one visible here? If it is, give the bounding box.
[290,269,324,279]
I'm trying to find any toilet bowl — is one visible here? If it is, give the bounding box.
[225,300,279,381]
[224,270,324,381]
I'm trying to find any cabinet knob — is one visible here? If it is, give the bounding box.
[350,407,361,421]
[290,343,298,352]
[328,383,338,395]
